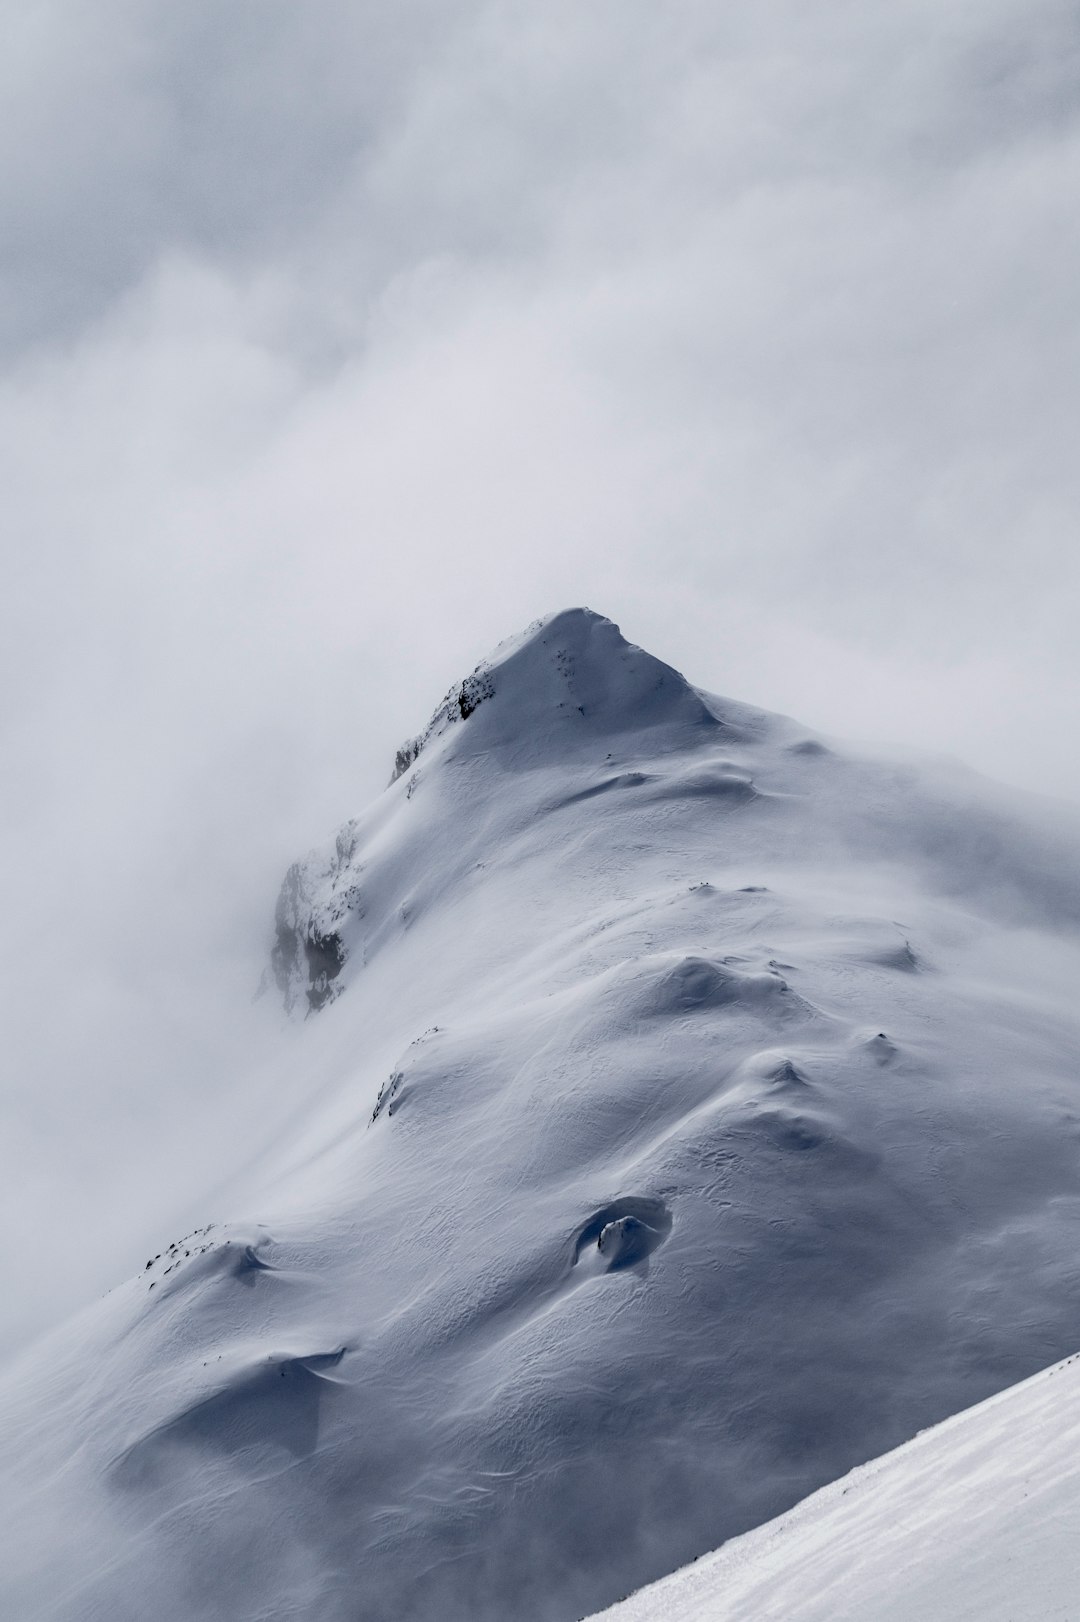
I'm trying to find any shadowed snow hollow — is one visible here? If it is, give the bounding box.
[3,608,1080,1622]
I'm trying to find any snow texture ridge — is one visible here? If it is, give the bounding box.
[3,608,1080,1622]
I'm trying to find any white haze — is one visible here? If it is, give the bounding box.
[2,0,1079,1354]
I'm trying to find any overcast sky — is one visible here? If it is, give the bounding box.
[3,0,1079,1354]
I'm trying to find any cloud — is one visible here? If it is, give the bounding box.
[3,0,1080,1352]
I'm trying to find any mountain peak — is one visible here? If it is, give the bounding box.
[390,607,717,782]
[11,606,1080,1622]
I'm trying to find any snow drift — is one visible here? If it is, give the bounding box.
[2,608,1080,1622]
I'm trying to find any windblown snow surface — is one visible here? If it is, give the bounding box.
[3,608,1080,1622]
[587,1347,1080,1621]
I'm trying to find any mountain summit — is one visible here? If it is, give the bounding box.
[4,612,1080,1622]
[389,607,725,784]
[275,608,751,1016]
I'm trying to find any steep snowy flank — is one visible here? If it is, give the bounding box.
[2,607,1080,1622]
[587,1346,1080,1621]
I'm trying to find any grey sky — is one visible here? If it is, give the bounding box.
[3,0,1079,1353]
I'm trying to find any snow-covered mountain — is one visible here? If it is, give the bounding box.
[3,607,1080,1622]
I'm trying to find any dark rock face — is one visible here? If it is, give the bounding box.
[301,926,346,1013]
[271,863,347,1016]
[389,667,497,783]
[390,736,422,785]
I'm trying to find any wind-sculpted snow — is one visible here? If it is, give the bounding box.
[3,607,1080,1622]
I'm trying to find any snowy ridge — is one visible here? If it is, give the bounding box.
[586,1345,1080,1621]
[270,608,743,1017]
[389,606,727,784]
[3,608,1080,1622]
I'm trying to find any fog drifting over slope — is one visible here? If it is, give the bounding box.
[3,0,1079,1353]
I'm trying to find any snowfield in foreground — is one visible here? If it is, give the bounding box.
[588,1345,1080,1621]
[2,609,1079,1621]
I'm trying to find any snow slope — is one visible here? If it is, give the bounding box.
[587,1346,1080,1621]
[2,608,1080,1622]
